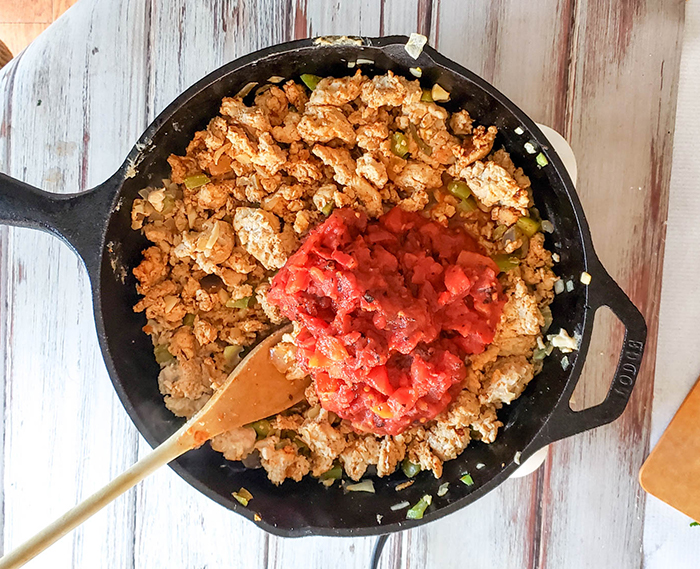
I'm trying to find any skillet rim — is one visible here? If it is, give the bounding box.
[89,35,636,538]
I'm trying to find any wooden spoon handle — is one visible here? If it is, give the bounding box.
[0,424,192,569]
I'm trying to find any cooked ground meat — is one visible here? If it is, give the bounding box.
[131,71,558,485]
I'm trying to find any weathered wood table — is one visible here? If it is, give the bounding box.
[0,0,690,567]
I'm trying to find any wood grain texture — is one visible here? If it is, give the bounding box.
[0,0,686,567]
[0,0,79,60]
[0,0,53,24]
[0,23,49,57]
[643,4,700,565]
[538,2,685,568]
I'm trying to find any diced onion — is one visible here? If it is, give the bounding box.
[541,220,554,233]
[437,483,449,497]
[524,141,537,154]
[391,501,411,511]
[405,33,428,59]
[552,253,560,263]
[566,280,575,292]
[205,221,221,250]
[267,76,285,83]
[476,463,485,470]
[236,82,258,98]
[347,61,356,68]
[514,126,524,135]
[163,295,178,313]
[346,479,375,493]
[580,271,592,285]
[147,188,166,212]
[409,67,422,78]
[547,328,579,353]
[514,451,522,465]
[431,83,450,102]
[356,58,374,65]
[561,355,570,370]
[554,279,565,295]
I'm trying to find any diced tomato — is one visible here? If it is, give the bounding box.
[391,386,416,407]
[267,207,505,436]
[309,266,325,282]
[366,366,393,396]
[443,265,472,296]
[308,351,333,369]
[331,249,357,268]
[314,371,339,393]
[317,335,349,361]
[371,402,395,419]
[285,269,310,294]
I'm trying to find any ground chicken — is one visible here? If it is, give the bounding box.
[132,71,558,486]
[393,161,443,193]
[356,153,388,188]
[498,276,545,338]
[157,362,210,402]
[210,427,257,461]
[133,246,168,289]
[340,435,380,481]
[426,423,471,462]
[360,71,421,108]
[471,405,503,443]
[407,438,443,478]
[480,356,535,407]
[164,393,209,418]
[299,418,347,476]
[450,109,474,135]
[232,207,298,270]
[298,105,356,145]
[220,96,271,134]
[457,160,530,215]
[309,70,364,106]
[377,436,407,477]
[256,437,311,484]
[490,148,531,190]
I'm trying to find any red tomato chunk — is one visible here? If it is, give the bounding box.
[268,207,506,435]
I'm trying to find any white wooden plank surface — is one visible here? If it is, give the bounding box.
[0,2,145,568]
[643,1,700,566]
[0,0,688,568]
[412,4,572,568]
[135,2,282,567]
[538,1,684,567]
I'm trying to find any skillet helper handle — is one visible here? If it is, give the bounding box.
[539,258,647,444]
[0,172,113,272]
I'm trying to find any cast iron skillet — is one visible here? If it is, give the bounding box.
[0,36,646,538]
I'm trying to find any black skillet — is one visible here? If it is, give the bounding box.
[0,36,647,538]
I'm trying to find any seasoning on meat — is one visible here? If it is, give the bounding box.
[130,70,558,485]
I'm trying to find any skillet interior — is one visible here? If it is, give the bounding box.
[95,36,590,537]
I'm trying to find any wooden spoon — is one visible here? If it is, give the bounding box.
[0,324,308,569]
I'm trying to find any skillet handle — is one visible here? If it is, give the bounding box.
[0,172,114,274]
[535,257,647,446]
